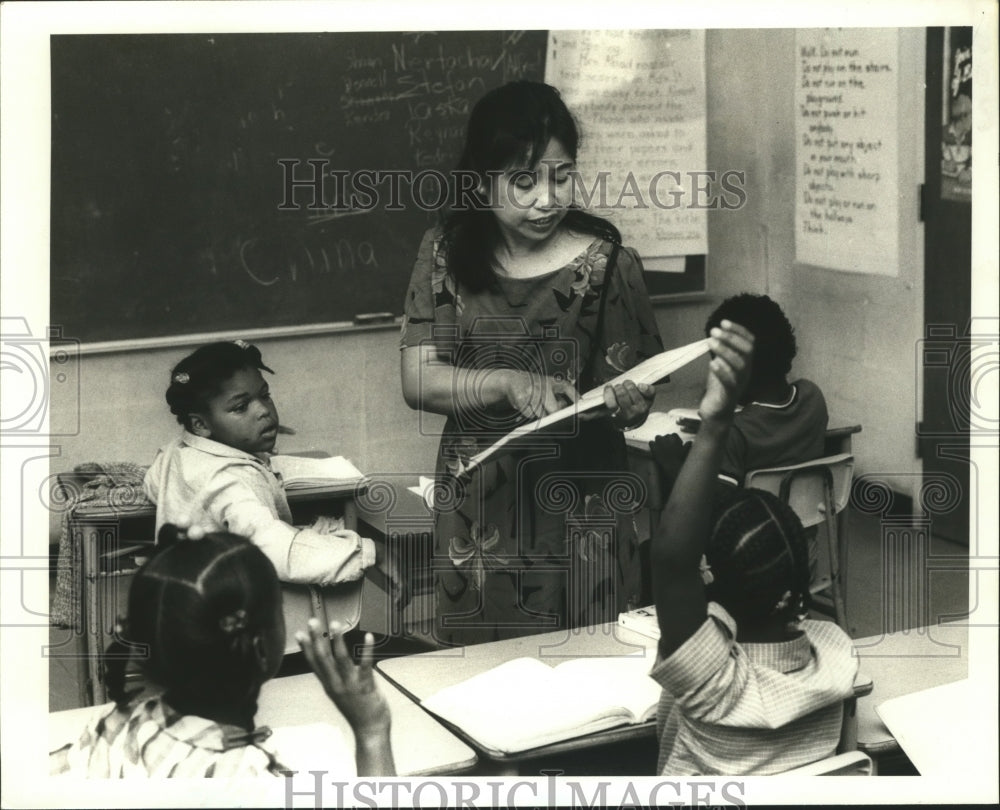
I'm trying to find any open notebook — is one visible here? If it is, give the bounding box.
[270,455,365,489]
[420,655,661,754]
[459,338,711,475]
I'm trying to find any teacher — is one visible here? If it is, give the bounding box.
[400,81,663,646]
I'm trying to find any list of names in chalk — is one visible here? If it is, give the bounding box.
[794,29,899,275]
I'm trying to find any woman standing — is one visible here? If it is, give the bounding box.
[400,81,663,646]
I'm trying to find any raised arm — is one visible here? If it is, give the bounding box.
[651,320,754,658]
[297,620,397,777]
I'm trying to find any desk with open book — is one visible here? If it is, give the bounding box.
[377,622,661,773]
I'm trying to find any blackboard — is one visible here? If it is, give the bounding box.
[645,256,706,300]
[50,32,547,343]
[50,32,703,346]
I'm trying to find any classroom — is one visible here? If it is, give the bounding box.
[0,5,996,805]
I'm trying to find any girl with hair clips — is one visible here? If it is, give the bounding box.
[144,340,398,593]
[400,80,663,646]
[648,321,857,775]
[50,525,395,777]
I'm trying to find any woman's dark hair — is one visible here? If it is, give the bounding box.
[165,341,273,428]
[442,80,621,291]
[104,525,282,728]
[705,294,797,384]
[704,486,811,625]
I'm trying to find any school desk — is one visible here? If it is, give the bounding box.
[376,621,662,774]
[54,469,367,707]
[47,671,477,777]
[852,620,969,768]
[874,678,987,777]
[255,670,478,775]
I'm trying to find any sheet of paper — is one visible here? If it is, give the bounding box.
[794,29,900,275]
[546,30,708,258]
[463,339,711,474]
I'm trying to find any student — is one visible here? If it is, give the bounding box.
[144,340,392,589]
[400,80,663,645]
[649,320,857,776]
[50,525,396,777]
[703,293,828,486]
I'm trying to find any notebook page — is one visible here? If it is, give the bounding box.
[553,655,662,723]
[421,657,631,753]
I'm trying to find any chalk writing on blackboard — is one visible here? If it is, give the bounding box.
[50,32,546,343]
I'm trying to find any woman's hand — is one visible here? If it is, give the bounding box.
[601,380,656,430]
[699,320,754,423]
[503,370,579,420]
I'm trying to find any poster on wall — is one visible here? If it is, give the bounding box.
[545,29,708,261]
[794,28,900,276]
[941,27,972,202]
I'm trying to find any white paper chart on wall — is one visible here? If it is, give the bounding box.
[545,29,709,262]
[794,28,901,276]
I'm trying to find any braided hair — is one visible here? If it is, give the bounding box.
[103,525,283,728]
[705,294,797,387]
[442,80,622,292]
[164,341,274,430]
[704,485,811,626]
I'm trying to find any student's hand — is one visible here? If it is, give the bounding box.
[297,620,392,737]
[648,433,692,498]
[699,320,754,423]
[503,370,579,420]
[601,381,656,429]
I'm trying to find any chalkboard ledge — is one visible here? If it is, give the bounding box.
[62,292,707,356]
[648,292,710,305]
[62,319,403,357]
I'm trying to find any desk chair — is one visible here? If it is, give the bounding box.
[779,751,874,776]
[280,581,363,649]
[778,675,874,776]
[744,453,854,630]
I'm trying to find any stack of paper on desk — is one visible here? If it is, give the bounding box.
[270,455,365,489]
[617,605,662,641]
[421,655,661,754]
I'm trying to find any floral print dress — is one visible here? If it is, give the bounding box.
[401,227,664,646]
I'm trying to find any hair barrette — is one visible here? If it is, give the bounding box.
[232,339,250,350]
[772,589,793,613]
[222,725,272,751]
[172,372,190,384]
[698,554,714,586]
[219,608,248,634]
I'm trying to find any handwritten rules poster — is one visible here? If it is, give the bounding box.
[795,29,900,275]
[546,29,708,260]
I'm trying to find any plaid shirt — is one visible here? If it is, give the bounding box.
[651,602,857,775]
[50,695,290,778]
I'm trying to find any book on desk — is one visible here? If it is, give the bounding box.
[270,454,366,489]
[420,655,662,755]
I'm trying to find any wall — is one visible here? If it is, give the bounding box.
[47,28,927,541]
[743,29,926,496]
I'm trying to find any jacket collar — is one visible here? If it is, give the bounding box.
[180,431,271,465]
